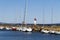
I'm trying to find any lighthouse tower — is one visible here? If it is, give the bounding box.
[34,18,37,25]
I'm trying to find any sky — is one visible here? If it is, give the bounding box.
[0,0,60,24]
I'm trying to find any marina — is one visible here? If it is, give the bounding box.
[0,23,60,35]
[0,0,60,40]
[0,0,58,35]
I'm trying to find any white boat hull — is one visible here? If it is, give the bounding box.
[6,27,11,30]
[26,28,32,32]
[49,30,55,34]
[21,27,32,32]
[16,27,22,31]
[41,29,49,33]
[21,27,27,32]
[55,31,60,34]
[0,27,4,30]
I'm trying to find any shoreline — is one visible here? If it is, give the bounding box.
[0,25,60,34]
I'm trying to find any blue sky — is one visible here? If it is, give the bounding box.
[0,0,60,24]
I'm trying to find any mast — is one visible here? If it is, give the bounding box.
[51,8,53,27]
[22,0,27,26]
[51,8,53,24]
[42,8,45,27]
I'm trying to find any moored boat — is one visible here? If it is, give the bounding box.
[26,27,32,32]
[16,27,22,31]
[5,27,11,30]
[41,29,49,33]
[55,31,60,34]
[49,30,55,34]
[0,27,4,30]
[12,27,16,31]
[21,27,27,32]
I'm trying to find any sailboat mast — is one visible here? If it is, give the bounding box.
[51,8,53,25]
[43,8,45,27]
[23,0,27,25]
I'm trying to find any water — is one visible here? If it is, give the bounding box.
[0,31,60,40]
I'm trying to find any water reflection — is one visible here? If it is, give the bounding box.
[23,32,32,34]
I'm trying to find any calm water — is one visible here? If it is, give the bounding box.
[0,31,60,40]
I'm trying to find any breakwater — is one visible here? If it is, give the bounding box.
[0,24,60,34]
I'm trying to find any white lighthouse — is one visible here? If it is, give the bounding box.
[34,18,37,25]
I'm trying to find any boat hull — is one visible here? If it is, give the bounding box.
[26,28,32,32]
[49,30,55,34]
[41,29,49,33]
[55,31,60,34]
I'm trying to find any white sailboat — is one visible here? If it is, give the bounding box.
[55,31,60,34]
[49,8,55,34]
[21,0,32,32]
[41,8,49,33]
[16,27,21,31]
[26,27,32,32]
[0,26,4,30]
[49,30,55,34]
[21,27,32,32]
[5,27,11,30]
[41,29,49,33]
[21,27,27,32]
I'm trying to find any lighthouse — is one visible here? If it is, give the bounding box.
[34,18,37,25]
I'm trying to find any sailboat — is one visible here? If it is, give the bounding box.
[49,8,56,34]
[55,31,60,34]
[41,29,49,33]
[49,30,55,34]
[0,26,4,30]
[26,27,32,32]
[41,8,49,33]
[21,0,32,32]
[5,27,11,31]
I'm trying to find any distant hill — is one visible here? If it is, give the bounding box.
[0,22,60,26]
